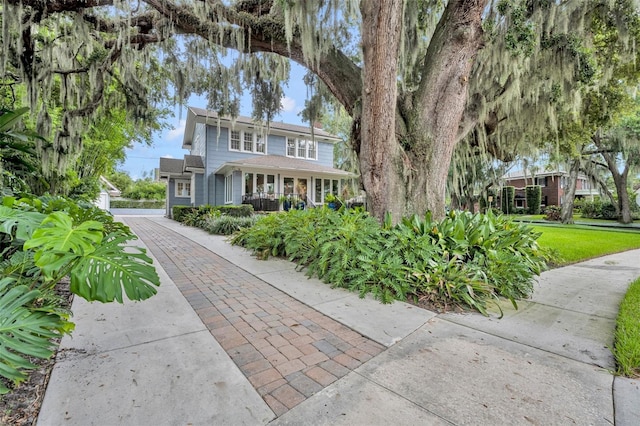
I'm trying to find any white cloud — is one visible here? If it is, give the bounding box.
[161,154,174,158]
[281,96,296,112]
[166,119,186,141]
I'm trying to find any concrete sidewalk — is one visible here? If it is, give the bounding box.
[38,216,640,425]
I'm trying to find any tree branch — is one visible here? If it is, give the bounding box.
[144,0,362,115]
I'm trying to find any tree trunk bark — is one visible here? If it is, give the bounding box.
[359,0,405,222]
[601,150,632,223]
[561,159,580,224]
[360,0,487,223]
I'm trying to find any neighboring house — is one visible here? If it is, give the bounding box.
[159,107,352,217]
[93,176,122,210]
[501,169,599,209]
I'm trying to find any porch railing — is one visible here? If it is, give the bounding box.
[242,193,308,212]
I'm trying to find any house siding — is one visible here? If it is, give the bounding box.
[167,179,191,214]
[316,141,334,168]
[214,174,225,206]
[169,113,344,212]
[193,174,205,205]
[268,134,286,156]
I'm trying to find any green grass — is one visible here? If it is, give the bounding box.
[532,224,640,265]
[612,278,640,378]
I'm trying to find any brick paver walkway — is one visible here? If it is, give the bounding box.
[125,218,385,416]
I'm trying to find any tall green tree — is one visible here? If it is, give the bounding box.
[2,0,639,222]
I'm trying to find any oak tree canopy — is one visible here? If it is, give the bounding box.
[2,0,638,220]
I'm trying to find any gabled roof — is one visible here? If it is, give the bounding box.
[214,155,353,177]
[183,106,341,149]
[159,157,189,178]
[184,154,204,172]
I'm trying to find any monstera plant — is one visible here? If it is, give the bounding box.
[0,195,160,394]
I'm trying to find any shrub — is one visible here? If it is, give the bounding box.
[203,215,257,235]
[544,205,562,221]
[110,199,165,209]
[217,204,254,217]
[172,206,196,222]
[232,209,547,313]
[581,200,618,220]
[525,185,542,214]
[173,204,254,223]
[501,186,515,214]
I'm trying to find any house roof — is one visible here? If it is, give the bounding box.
[159,157,189,178]
[214,155,354,178]
[183,106,341,149]
[502,169,568,180]
[184,154,205,172]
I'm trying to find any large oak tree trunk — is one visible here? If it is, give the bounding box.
[359,0,405,222]
[359,0,487,222]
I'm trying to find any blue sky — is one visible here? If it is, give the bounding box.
[120,63,311,179]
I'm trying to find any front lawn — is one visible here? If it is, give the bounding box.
[531,224,640,265]
[612,277,640,378]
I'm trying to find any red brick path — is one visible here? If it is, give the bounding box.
[125,218,385,416]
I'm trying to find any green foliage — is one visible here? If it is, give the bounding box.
[203,215,258,235]
[501,186,515,214]
[110,199,165,209]
[122,179,166,200]
[0,278,71,394]
[0,108,40,193]
[217,205,254,217]
[106,171,133,195]
[544,205,562,221]
[580,200,618,220]
[232,209,546,312]
[173,204,254,224]
[532,224,640,265]
[612,277,640,378]
[0,194,160,394]
[525,185,542,214]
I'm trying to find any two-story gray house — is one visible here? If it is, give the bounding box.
[159,107,352,216]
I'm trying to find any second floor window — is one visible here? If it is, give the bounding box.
[229,130,267,154]
[244,132,254,151]
[287,138,317,160]
[287,137,296,156]
[230,131,241,150]
[256,135,265,153]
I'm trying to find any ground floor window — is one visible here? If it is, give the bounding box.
[245,172,276,195]
[175,180,191,198]
[225,174,233,203]
[314,178,340,203]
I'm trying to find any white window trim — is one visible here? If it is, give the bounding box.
[175,180,191,198]
[286,137,317,160]
[228,129,267,155]
[224,174,233,204]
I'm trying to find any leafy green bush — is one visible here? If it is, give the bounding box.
[544,205,562,221]
[217,204,254,217]
[581,200,618,220]
[501,186,515,214]
[0,195,160,394]
[232,209,547,313]
[173,204,254,224]
[203,215,257,235]
[526,185,542,214]
[110,199,165,209]
[122,179,166,200]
